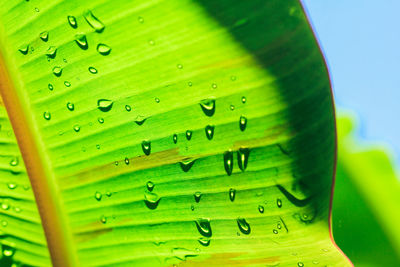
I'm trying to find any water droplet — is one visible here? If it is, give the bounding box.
[237,148,250,171]
[204,125,215,140]
[19,45,29,55]
[134,117,147,125]
[98,117,104,124]
[230,105,235,110]
[52,66,62,77]
[75,34,88,50]
[96,144,100,149]
[66,102,75,111]
[100,215,107,224]
[155,97,160,103]
[1,203,9,210]
[9,157,18,167]
[199,99,216,117]
[231,76,236,81]
[39,31,49,42]
[173,134,178,144]
[229,188,236,202]
[188,82,193,86]
[148,40,155,46]
[89,66,98,74]
[43,111,51,120]
[277,223,282,229]
[84,10,105,33]
[258,205,264,213]
[97,99,113,112]
[237,218,251,235]
[241,96,246,103]
[144,191,160,209]
[64,81,71,87]
[273,229,278,234]
[298,262,304,267]
[2,245,15,257]
[97,43,111,55]
[48,83,54,91]
[239,115,247,131]
[146,181,154,192]
[7,183,17,190]
[106,191,112,197]
[177,64,183,69]
[277,198,282,208]
[73,125,80,132]
[180,160,195,172]
[1,220,7,227]
[195,218,212,237]
[67,15,77,28]
[198,238,210,247]
[125,105,131,112]
[46,46,57,58]
[124,157,130,165]
[211,83,217,89]
[94,191,102,201]
[141,140,151,155]
[138,16,144,23]
[194,192,202,203]
[223,150,233,176]
[186,130,192,140]
[191,205,195,211]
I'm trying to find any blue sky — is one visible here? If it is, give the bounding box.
[302,0,400,164]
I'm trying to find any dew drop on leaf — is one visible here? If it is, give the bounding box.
[241,96,246,103]
[39,31,48,42]
[180,160,195,172]
[273,229,278,234]
[88,66,98,74]
[97,99,113,112]
[230,105,235,111]
[144,191,160,210]
[224,150,233,176]
[146,181,154,192]
[211,83,217,89]
[9,157,18,167]
[138,16,144,23]
[1,203,9,210]
[277,198,282,208]
[177,64,183,69]
[52,66,62,77]
[94,192,102,201]
[155,97,160,103]
[237,218,251,235]
[258,205,264,213]
[186,130,192,140]
[2,245,15,257]
[173,134,178,144]
[75,34,88,50]
[100,215,107,224]
[229,188,236,202]
[239,115,247,131]
[134,117,147,125]
[298,262,304,267]
[84,10,105,33]
[124,157,129,165]
[199,99,215,117]
[195,219,212,237]
[7,183,17,190]
[141,140,151,156]
[64,81,71,87]
[98,117,104,124]
[97,43,111,55]
[198,238,210,247]
[194,191,202,203]
[73,125,80,132]
[18,45,29,55]
[231,76,236,81]
[48,83,54,91]
[237,148,250,171]
[67,102,74,111]
[205,125,214,140]
[125,105,131,112]
[67,15,77,28]
[43,111,51,120]
[188,82,193,87]
[46,46,57,59]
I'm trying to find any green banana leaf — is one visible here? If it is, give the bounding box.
[332,112,400,267]
[0,0,350,266]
